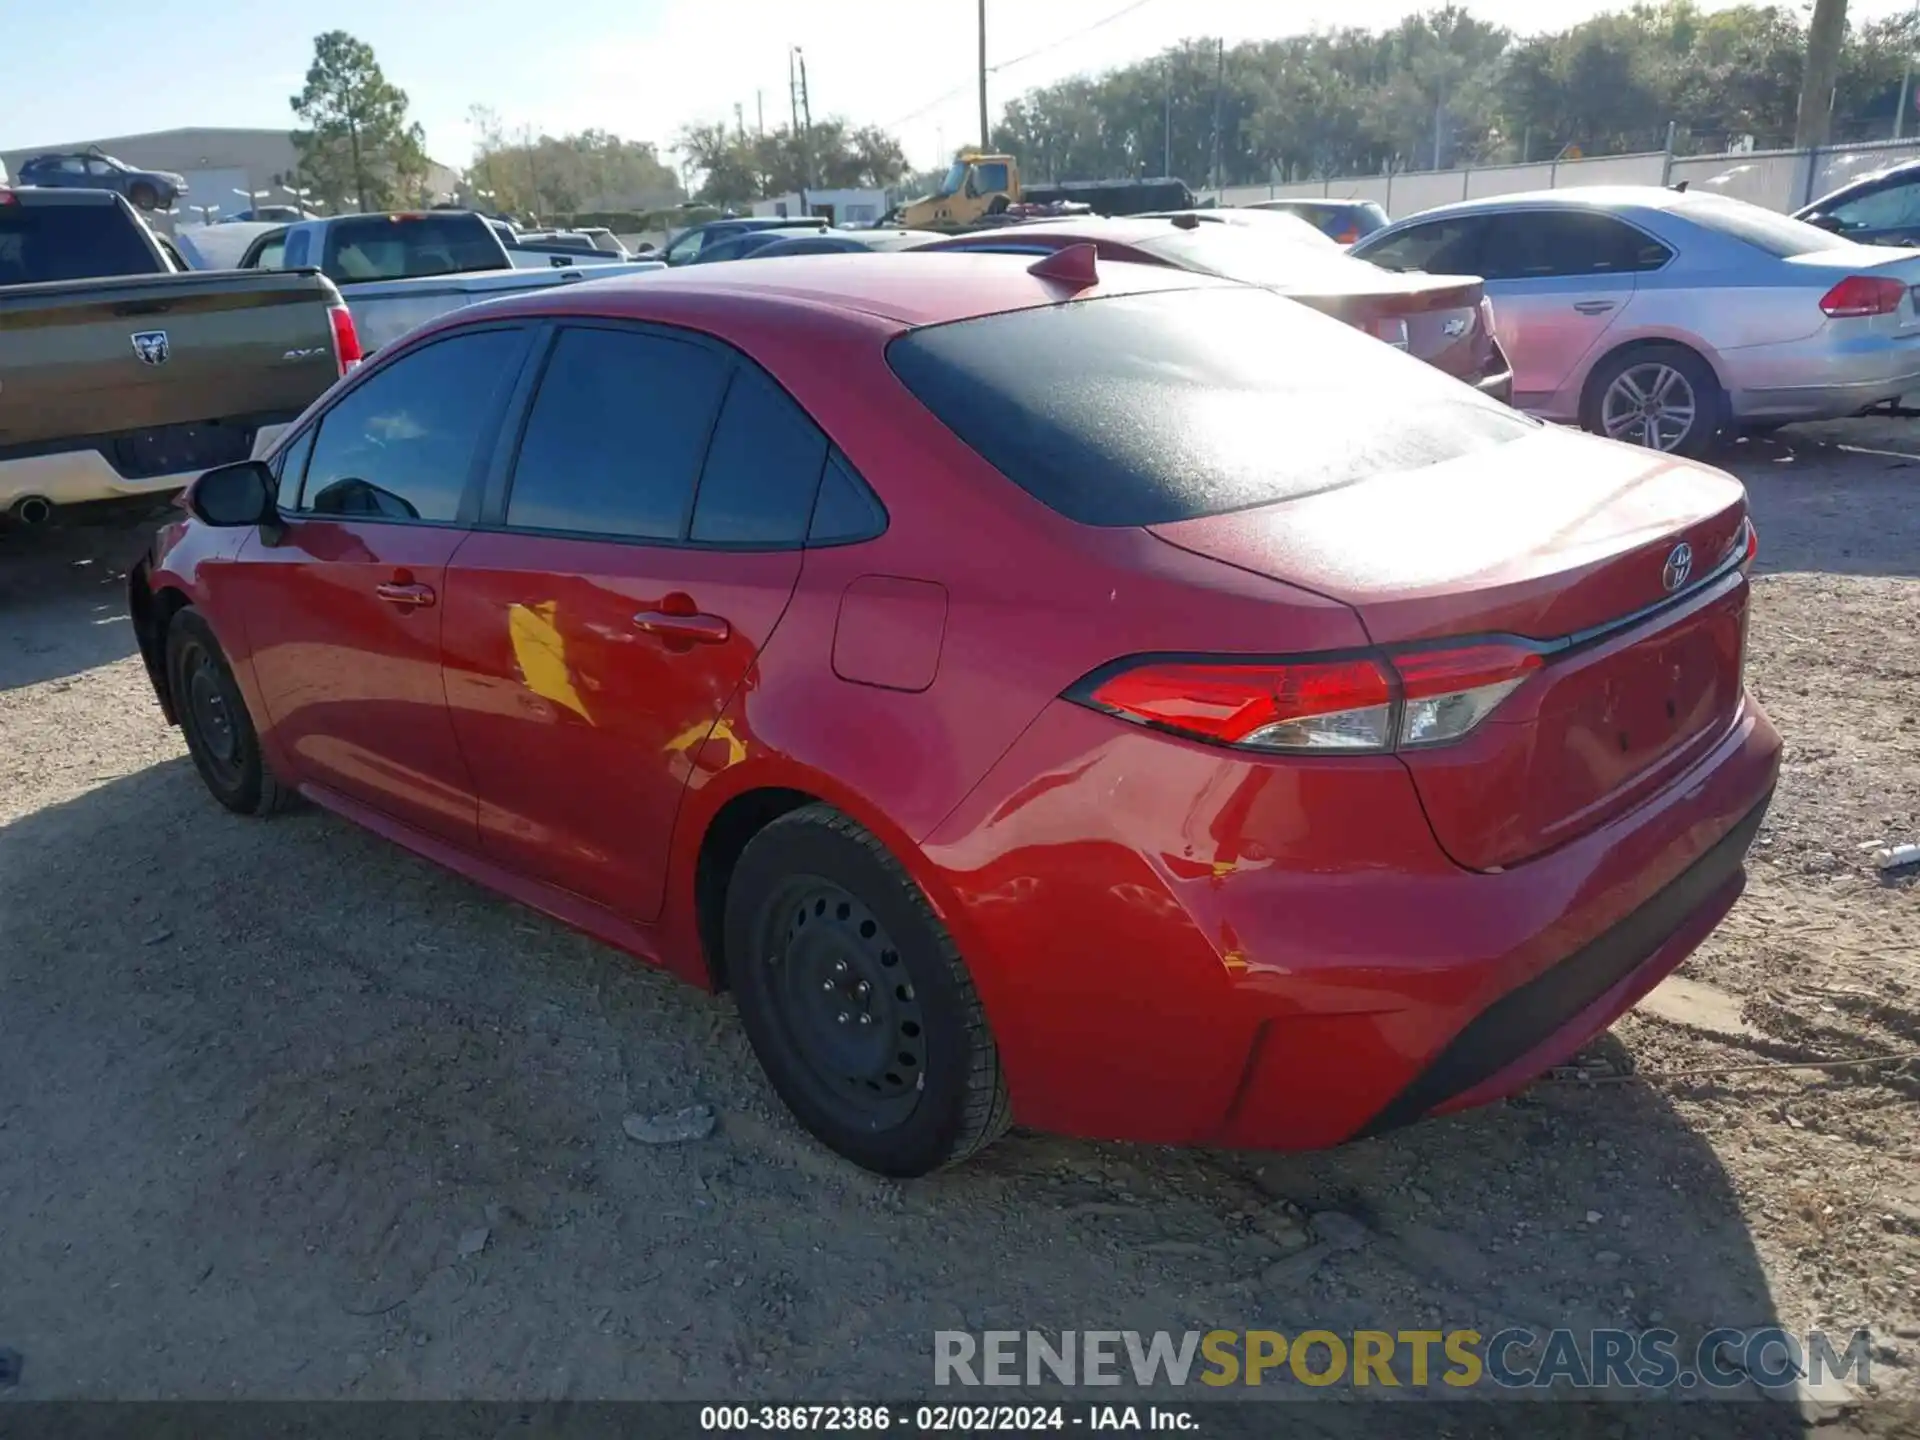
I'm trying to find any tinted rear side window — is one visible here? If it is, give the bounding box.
[689,368,828,545]
[887,287,1535,527]
[506,327,728,540]
[0,203,156,283]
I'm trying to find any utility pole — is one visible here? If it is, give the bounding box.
[734,103,745,143]
[757,90,765,139]
[978,0,990,151]
[1433,96,1445,171]
[1209,38,1224,196]
[1795,0,1848,149]
[1164,61,1173,177]
[1897,0,1918,139]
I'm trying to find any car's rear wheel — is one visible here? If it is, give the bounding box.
[724,804,1011,1176]
[1582,344,1724,457]
[166,608,298,817]
[128,183,159,211]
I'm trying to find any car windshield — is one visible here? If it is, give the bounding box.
[887,286,1535,527]
[935,161,968,198]
[1678,194,1842,258]
[1133,222,1372,288]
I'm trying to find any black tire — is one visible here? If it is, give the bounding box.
[128,183,159,211]
[165,608,298,817]
[1580,343,1725,458]
[724,804,1011,1176]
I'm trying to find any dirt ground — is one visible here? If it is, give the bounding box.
[0,425,1915,1431]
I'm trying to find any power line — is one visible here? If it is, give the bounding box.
[881,0,1160,132]
[987,0,1158,76]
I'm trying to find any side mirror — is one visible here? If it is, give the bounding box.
[185,460,276,528]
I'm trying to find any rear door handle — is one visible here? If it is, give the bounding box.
[1572,300,1617,315]
[375,581,436,608]
[632,609,730,644]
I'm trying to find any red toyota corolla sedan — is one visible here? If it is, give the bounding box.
[128,249,1780,1177]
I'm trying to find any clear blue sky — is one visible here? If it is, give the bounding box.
[8,0,1911,176]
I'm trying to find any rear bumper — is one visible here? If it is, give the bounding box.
[1728,331,1920,420]
[922,693,1782,1151]
[1355,788,1769,1135]
[0,425,286,511]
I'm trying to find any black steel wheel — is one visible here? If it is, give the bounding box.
[165,608,297,817]
[726,805,1010,1176]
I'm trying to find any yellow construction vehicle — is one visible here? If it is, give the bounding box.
[893,154,1196,232]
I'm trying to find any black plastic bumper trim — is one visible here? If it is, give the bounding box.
[1354,790,1773,1139]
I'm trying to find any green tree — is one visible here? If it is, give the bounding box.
[290,31,427,213]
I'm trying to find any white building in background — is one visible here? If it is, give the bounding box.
[0,127,462,229]
[752,188,888,226]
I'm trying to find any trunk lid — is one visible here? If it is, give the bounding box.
[1279,271,1490,383]
[0,269,342,447]
[1148,425,1752,869]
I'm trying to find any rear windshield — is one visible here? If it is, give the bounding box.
[1678,194,1841,258]
[887,287,1535,527]
[320,213,503,283]
[0,202,158,284]
[1136,222,1377,288]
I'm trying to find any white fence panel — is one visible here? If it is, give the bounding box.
[1464,162,1562,199]
[1669,151,1805,212]
[1549,153,1667,188]
[1809,139,1920,200]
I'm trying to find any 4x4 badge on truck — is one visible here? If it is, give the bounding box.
[130,330,170,366]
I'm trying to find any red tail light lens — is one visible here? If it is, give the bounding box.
[327,304,363,373]
[1084,657,1393,752]
[1818,275,1907,318]
[1074,642,1543,754]
[1334,227,1360,245]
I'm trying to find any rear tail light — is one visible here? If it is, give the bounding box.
[1072,641,1544,755]
[1818,275,1906,318]
[327,304,363,374]
[1373,317,1411,350]
[1726,514,1759,569]
[1478,295,1497,337]
[1334,227,1360,245]
[0,189,15,206]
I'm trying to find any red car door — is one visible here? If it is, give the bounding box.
[232,325,532,844]
[441,324,825,921]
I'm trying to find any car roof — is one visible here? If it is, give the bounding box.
[1,186,123,207]
[935,215,1203,246]
[1379,185,1692,224]
[443,250,1228,332]
[1804,156,1920,206]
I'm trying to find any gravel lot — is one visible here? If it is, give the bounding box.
[1,427,1915,1429]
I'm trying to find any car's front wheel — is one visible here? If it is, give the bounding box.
[165,608,298,816]
[1582,344,1725,457]
[128,183,159,211]
[724,804,1011,1176]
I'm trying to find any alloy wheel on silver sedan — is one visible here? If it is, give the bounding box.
[1600,362,1698,452]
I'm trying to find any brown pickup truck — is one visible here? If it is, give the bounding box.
[0,186,357,527]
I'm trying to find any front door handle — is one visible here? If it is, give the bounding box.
[1572,299,1617,315]
[632,609,730,644]
[375,581,436,608]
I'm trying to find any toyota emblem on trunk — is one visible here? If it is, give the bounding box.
[1662,542,1693,592]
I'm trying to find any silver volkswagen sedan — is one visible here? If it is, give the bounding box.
[1351,186,1920,454]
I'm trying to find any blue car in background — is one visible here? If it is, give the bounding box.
[14,148,185,211]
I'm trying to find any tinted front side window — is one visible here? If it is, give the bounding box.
[506,327,728,539]
[1476,212,1670,279]
[1356,216,1487,274]
[299,329,525,522]
[1828,182,1920,232]
[888,287,1535,527]
[690,368,829,545]
[273,427,317,512]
